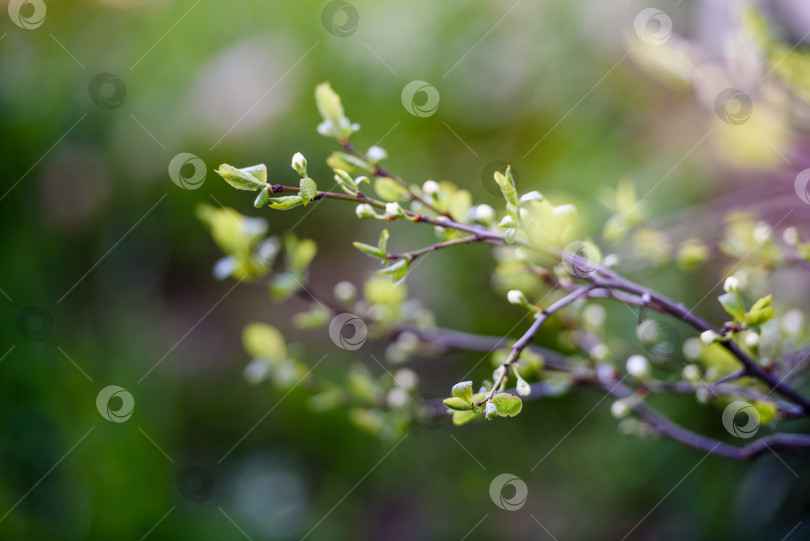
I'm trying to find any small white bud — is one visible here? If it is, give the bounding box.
[291,152,307,176]
[485,401,498,420]
[626,355,650,379]
[744,332,760,348]
[333,281,357,304]
[782,226,800,246]
[394,368,418,390]
[590,343,609,361]
[723,276,739,293]
[507,290,530,307]
[385,202,405,218]
[473,204,496,223]
[681,364,701,381]
[516,378,531,397]
[386,387,409,408]
[753,222,772,244]
[683,337,701,360]
[366,145,387,163]
[700,330,720,345]
[611,399,631,419]
[695,387,711,404]
[498,215,516,228]
[355,203,377,219]
[583,305,606,328]
[422,180,440,195]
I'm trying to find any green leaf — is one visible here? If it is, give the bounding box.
[292,304,331,329]
[254,188,270,208]
[751,295,772,312]
[378,229,389,255]
[286,235,317,272]
[299,177,318,206]
[718,291,746,323]
[755,400,778,425]
[377,257,410,285]
[492,393,522,417]
[315,83,359,139]
[504,228,517,245]
[494,166,518,207]
[374,177,410,202]
[452,410,480,426]
[353,242,386,259]
[269,272,300,301]
[745,306,774,327]
[216,164,267,191]
[452,381,473,403]
[443,397,473,411]
[327,152,371,173]
[242,323,286,362]
[267,196,304,210]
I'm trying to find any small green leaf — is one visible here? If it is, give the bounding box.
[242,323,286,362]
[378,229,389,255]
[443,397,473,411]
[267,196,304,210]
[377,257,410,284]
[254,188,270,208]
[452,410,480,425]
[374,177,410,202]
[452,381,473,403]
[718,291,746,323]
[504,228,517,244]
[745,306,774,327]
[216,164,267,191]
[287,235,317,272]
[492,393,522,417]
[353,242,386,259]
[299,177,318,205]
[751,295,772,312]
[269,272,300,301]
[494,166,518,207]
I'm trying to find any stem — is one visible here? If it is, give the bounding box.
[386,235,484,261]
[474,286,594,406]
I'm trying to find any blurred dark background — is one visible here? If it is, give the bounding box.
[2,0,810,539]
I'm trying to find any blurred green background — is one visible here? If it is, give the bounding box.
[2,0,810,539]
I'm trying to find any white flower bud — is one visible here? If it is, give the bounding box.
[333,281,357,304]
[602,253,620,268]
[611,399,631,419]
[291,152,307,176]
[723,276,739,293]
[507,290,529,307]
[394,368,418,390]
[355,203,377,219]
[681,364,701,381]
[516,378,531,397]
[782,226,800,246]
[753,222,772,244]
[583,305,606,328]
[744,332,760,348]
[422,180,440,195]
[597,363,617,384]
[386,387,409,408]
[626,355,650,379]
[485,401,498,420]
[682,337,701,360]
[385,202,405,218]
[473,204,495,223]
[590,343,609,361]
[700,330,720,345]
[366,145,387,163]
